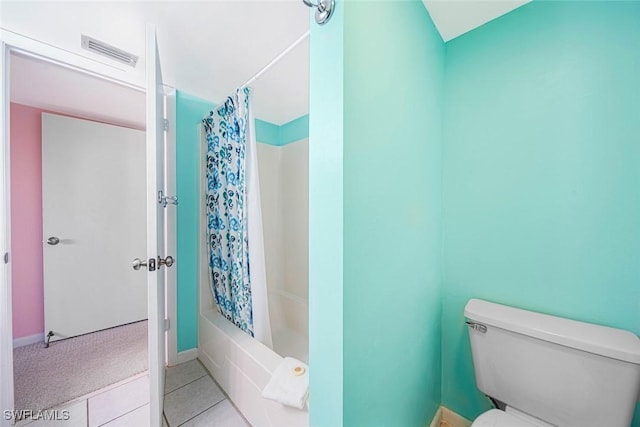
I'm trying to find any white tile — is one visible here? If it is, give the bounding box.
[88,375,150,427]
[101,403,149,427]
[164,360,207,395]
[162,414,169,427]
[163,376,225,427]
[22,400,87,427]
[181,400,249,427]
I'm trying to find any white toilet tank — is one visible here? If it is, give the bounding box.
[465,299,640,427]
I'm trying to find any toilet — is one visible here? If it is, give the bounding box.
[465,299,640,427]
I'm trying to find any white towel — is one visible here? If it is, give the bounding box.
[262,357,309,409]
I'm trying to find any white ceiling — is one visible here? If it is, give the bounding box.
[2,1,309,126]
[2,1,529,127]
[424,0,531,42]
[11,53,146,129]
[150,1,310,124]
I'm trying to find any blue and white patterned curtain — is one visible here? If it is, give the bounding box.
[203,88,256,336]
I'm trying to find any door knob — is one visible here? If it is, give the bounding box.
[158,255,174,268]
[47,237,60,245]
[132,257,156,271]
[132,258,147,270]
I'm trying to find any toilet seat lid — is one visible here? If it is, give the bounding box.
[471,409,544,427]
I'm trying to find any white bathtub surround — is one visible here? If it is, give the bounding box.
[269,289,309,362]
[280,139,309,301]
[198,309,308,427]
[262,357,309,409]
[256,139,309,360]
[255,144,284,296]
[256,141,309,303]
[245,99,273,349]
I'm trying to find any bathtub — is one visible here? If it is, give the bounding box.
[197,238,309,427]
[198,309,308,427]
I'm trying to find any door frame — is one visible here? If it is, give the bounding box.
[164,87,179,367]
[0,29,177,425]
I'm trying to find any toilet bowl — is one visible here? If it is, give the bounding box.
[471,408,552,427]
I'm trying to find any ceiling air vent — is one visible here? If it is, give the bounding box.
[81,35,138,67]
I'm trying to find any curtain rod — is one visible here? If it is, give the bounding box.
[242,30,310,88]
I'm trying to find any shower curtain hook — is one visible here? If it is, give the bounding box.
[302,0,335,25]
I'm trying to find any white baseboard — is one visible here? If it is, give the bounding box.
[174,348,198,365]
[441,406,472,427]
[13,332,44,348]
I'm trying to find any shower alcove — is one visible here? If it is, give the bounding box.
[197,128,309,427]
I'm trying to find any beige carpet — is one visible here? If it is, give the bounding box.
[13,320,148,411]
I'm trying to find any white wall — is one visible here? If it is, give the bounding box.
[256,139,308,335]
[0,4,146,88]
[282,140,309,302]
[256,144,284,306]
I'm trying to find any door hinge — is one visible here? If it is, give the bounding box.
[158,190,178,207]
[164,318,170,331]
[3,252,8,264]
[163,119,169,132]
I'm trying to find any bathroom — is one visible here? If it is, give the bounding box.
[1,0,639,426]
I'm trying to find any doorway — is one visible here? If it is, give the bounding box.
[1,28,174,427]
[10,51,149,420]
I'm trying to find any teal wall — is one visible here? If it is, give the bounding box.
[441,2,640,425]
[279,115,310,146]
[342,1,445,426]
[254,119,280,146]
[255,114,310,146]
[176,91,213,352]
[308,2,344,425]
[309,1,445,425]
[175,91,309,352]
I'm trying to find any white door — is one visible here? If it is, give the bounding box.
[146,25,168,427]
[42,113,147,341]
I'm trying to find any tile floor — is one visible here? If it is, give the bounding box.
[162,359,250,427]
[15,373,151,427]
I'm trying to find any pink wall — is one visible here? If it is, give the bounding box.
[10,104,140,339]
[10,103,44,339]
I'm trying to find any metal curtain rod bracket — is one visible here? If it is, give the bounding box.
[303,0,335,25]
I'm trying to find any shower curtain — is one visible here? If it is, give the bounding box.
[202,87,272,348]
